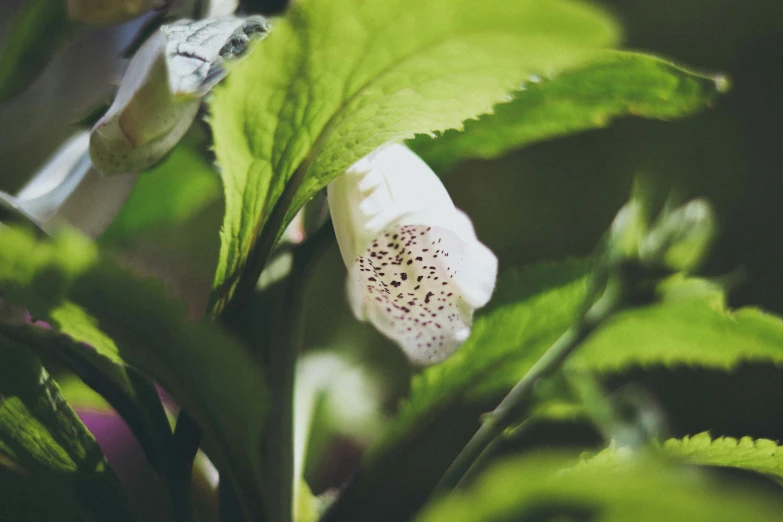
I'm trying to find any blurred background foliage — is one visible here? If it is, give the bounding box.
[1,0,782,518]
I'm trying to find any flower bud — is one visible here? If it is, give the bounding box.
[641,199,716,272]
[90,31,200,176]
[605,198,648,265]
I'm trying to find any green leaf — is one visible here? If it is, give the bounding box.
[660,432,783,485]
[324,261,783,522]
[50,302,126,366]
[323,260,593,522]
[415,453,783,522]
[0,226,270,518]
[57,375,110,412]
[208,0,618,310]
[0,339,131,521]
[100,141,221,245]
[574,276,783,373]
[375,259,593,458]
[1,313,171,475]
[0,231,138,420]
[408,51,730,171]
[0,0,77,101]
[390,268,783,454]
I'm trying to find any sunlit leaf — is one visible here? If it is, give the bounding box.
[0,226,270,517]
[409,51,729,171]
[661,432,783,485]
[208,0,618,310]
[416,453,783,522]
[0,339,130,521]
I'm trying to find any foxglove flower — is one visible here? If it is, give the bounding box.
[328,144,497,366]
[90,16,269,176]
[0,131,135,237]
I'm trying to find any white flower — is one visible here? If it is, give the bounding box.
[1,131,135,237]
[15,131,92,224]
[328,144,497,366]
[90,16,269,176]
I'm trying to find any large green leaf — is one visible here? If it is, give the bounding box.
[415,453,783,522]
[0,226,270,518]
[660,432,783,485]
[324,261,783,522]
[0,312,172,476]
[575,278,783,372]
[208,0,618,310]
[408,51,729,171]
[0,338,130,521]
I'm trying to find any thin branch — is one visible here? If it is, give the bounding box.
[435,276,626,492]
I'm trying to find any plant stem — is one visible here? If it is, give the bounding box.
[435,277,625,493]
[169,411,203,522]
[221,164,308,321]
[252,226,333,522]
[219,480,242,522]
[264,227,333,521]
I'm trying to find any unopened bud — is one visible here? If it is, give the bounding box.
[605,199,647,265]
[641,199,716,271]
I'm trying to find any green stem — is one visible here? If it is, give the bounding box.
[169,411,203,522]
[221,164,308,321]
[435,277,625,492]
[219,480,242,521]
[126,375,196,522]
[258,227,332,522]
[564,371,619,442]
[258,290,300,522]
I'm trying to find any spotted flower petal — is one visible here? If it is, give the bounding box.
[328,144,497,366]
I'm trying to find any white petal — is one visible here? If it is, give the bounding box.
[202,0,240,19]
[328,144,457,266]
[16,131,92,223]
[90,17,269,176]
[162,16,269,97]
[329,144,498,365]
[90,31,200,176]
[12,131,136,237]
